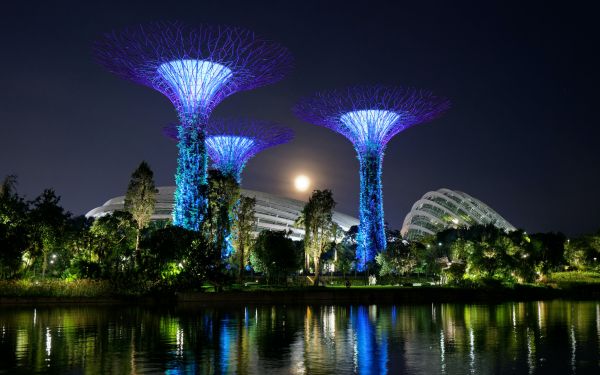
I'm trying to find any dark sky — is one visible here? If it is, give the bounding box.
[1,0,599,235]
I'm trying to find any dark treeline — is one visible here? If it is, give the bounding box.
[1,164,599,294]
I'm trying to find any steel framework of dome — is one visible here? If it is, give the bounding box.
[401,188,516,241]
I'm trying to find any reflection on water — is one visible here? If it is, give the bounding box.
[0,301,599,374]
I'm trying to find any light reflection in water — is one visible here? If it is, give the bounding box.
[527,327,536,375]
[440,329,446,375]
[45,327,51,357]
[0,301,598,374]
[469,327,475,374]
[570,324,576,373]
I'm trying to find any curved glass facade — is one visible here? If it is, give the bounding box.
[401,188,515,241]
[86,186,358,242]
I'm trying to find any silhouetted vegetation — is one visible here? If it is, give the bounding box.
[1,171,599,298]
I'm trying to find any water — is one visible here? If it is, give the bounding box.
[0,301,599,374]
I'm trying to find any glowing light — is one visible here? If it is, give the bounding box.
[340,109,400,148]
[295,86,450,271]
[95,23,293,232]
[206,136,255,181]
[173,125,207,230]
[157,59,232,116]
[45,327,52,357]
[294,175,310,192]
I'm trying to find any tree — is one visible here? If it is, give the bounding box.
[232,196,256,283]
[334,228,356,279]
[529,232,566,275]
[566,231,600,270]
[0,175,29,279]
[88,211,136,280]
[124,161,158,257]
[203,170,240,259]
[142,225,212,288]
[297,189,336,286]
[250,230,298,284]
[28,189,70,278]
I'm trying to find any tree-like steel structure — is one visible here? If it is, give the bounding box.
[164,119,293,258]
[294,85,450,271]
[94,22,293,231]
[164,118,293,182]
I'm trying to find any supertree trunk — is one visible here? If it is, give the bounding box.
[356,149,386,271]
[173,121,208,231]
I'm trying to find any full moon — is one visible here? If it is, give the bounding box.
[294,175,310,192]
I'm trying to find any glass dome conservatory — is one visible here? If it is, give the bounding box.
[401,188,515,241]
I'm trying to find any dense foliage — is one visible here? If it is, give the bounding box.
[1,172,599,294]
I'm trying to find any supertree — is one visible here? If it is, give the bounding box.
[163,119,293,258]
[294,85,450,271]
[164,118,294,182]
[94,22,293,231]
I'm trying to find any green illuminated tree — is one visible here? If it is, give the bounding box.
[232,196,256,283]
[124,161,158,257]
[203,170,240,259]
[250,230,298,284]
[0,175,29,278]
[297,189,336,286]
[29,189,70,278]
[89,211,136,279]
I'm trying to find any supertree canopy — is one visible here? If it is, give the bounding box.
[294,85,450,271]
[164,118,294,182]
[95,22,293,231]
[164,119,293,259]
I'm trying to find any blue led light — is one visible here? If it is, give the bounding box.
[157,59,233,116]
[158,59,232,231]
[295,86,450,272]
[338,110,401,270]
[340,109,400,148]
[172,125,208,231]
[205,135,256,182]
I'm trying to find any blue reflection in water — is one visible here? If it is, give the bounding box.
[1,302,599,374]
[352,305,386,375]
[220,317,231,374]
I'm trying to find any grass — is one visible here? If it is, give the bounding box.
[548,271,600,288]
[0,279,114,298]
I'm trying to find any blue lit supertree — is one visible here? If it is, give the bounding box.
[164,119,293,258]
[94,22,293,231]
[164,118,294,183]
[294,85,450,271]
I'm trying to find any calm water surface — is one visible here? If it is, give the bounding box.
[0,301,599,374]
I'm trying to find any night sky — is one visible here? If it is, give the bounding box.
[1,1,599,235]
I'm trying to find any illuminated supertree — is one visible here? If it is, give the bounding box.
[164,118,294,182]
[164,119,293,258]
[95,22,293,231]
[294,85,450,271]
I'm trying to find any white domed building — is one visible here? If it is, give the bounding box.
[86,186,358,241]
[401,188,515,241]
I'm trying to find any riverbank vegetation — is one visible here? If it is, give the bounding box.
[1,167,599,298]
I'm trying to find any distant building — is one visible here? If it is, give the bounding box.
[401,188,515,241]
[86,186,358,241]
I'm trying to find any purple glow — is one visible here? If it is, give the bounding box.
[294,85,450,270]
[95,22,293,230]
[157,59,233,116]
[95,22,294,121]
[164,118,294,182]
[339,109,401,149]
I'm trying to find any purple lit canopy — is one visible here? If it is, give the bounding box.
[294,85,451,154]
[294,85,450,271]
[164,118,294,182]
[94,22,294,122]
[94,21,293,230]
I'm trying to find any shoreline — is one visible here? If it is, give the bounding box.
[2,285,600,307]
